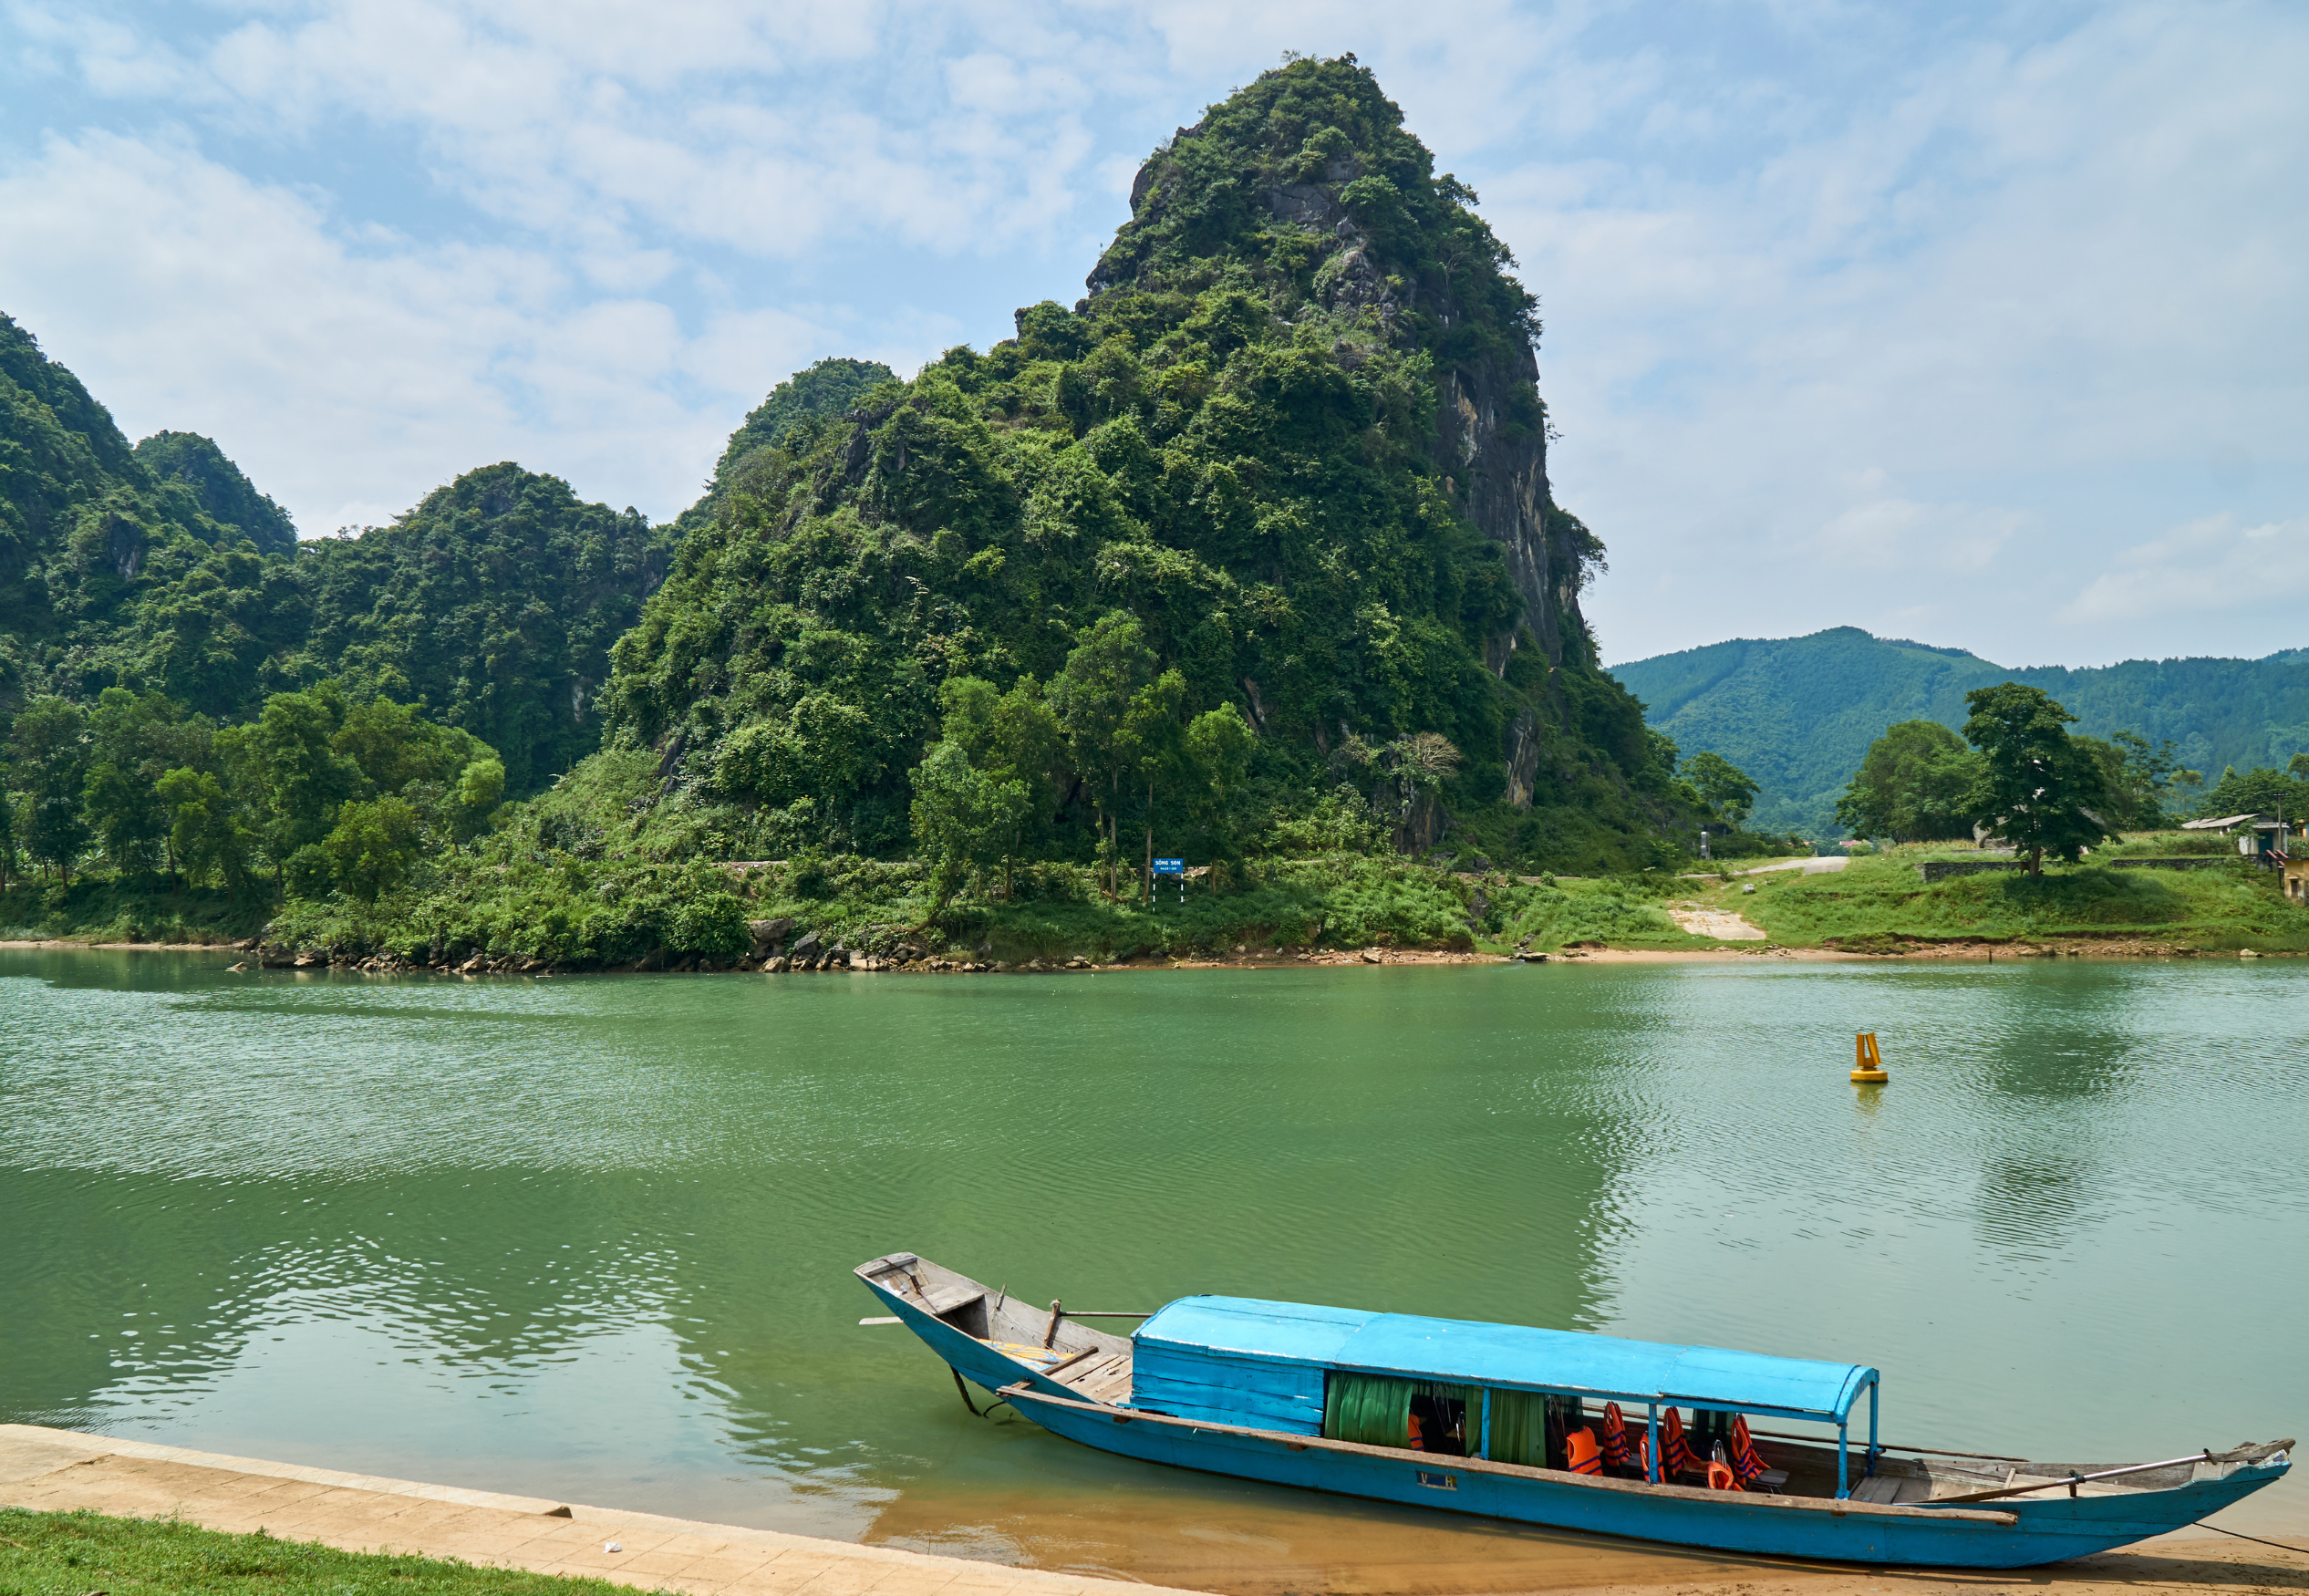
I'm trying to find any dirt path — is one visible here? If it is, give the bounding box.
[1667,907,1768,940]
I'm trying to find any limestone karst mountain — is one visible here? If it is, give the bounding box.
[606,55,1689,870]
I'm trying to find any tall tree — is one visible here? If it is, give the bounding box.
[1961,683,2112,876]
[0,747,16,894]
[9,699,94,880]
[1116,668,1188,897]
[218,685,363,890]
[155,767,255,902]
[1835,720,1983,842]
[1048,612,1157,896]
[907,741,1030,906]
[1184,703,1256,851]
[1681,751,1760,824]
[323,795,425,901]
[82,687,205,876]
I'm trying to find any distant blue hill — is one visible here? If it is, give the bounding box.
[1609,627,2309,836]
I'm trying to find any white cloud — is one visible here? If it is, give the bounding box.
[2061,514,2309,626]
[1817,498,2030,575]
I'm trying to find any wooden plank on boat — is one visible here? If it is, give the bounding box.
[1055,1353,1126,1388]
[924,1286,985,1317]
[995,1384,2021,1527]
[1079,1371,1136,1404]
[1851,1476,1901,1504]
[1036,1347,1100,1381]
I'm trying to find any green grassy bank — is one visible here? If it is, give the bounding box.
[1706,837,2309,954]
[0,1508,623,1596]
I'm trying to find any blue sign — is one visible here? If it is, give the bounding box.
[1152,857,1186,876]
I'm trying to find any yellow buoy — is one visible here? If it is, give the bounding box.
[1851,1031,1889,1083]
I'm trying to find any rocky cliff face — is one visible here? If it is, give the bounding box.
[1089,94,1594,686]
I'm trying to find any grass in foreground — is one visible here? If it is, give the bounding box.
[0,1508,626,1596]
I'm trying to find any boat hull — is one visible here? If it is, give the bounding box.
[1003,1389,2283,1568]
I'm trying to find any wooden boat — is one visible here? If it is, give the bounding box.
[855,1253,2291,1568]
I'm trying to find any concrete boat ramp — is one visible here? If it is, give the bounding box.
[0,1424,1189,1596]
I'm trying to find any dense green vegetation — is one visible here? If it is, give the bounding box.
[0,312,669,772]
[0,680,501,938]
[1614,627,2309,836]
[673,356,896,534]
[2192,754,2309,823]
[132,430,298,555]
[295,466,666,793]
[0,1508,635,1596]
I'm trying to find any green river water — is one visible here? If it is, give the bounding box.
[4,950,2304,1587]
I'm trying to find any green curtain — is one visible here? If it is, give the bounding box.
[1324,1375,1486,1455]
[1325,1373,1414,1446]
[1489,1389,1548,1466]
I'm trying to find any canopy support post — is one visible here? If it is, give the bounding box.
[1479,1389,1492,1461]
[1647,1403,1662,1484]
[1866,1382,1880,1478]
[1837,1423,1849,1499]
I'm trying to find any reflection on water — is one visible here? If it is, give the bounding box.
[3,950,2304,1583]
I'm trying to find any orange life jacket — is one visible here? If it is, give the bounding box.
[1707,1458,1741,1491]
[1406,1412,1426,1451]
[1662,1407,1699,1477]
[1567,1427,1603,1476]
[1730,1415,1769,1484]
[1600,1403,1631,1469]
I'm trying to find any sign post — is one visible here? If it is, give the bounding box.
[1152,856,1185,905]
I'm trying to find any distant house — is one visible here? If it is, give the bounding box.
[2180,814,2262,834]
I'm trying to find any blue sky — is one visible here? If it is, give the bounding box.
[3,0,2303,669]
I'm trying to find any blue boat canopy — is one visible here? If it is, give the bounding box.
[1136,1297,1879,1425]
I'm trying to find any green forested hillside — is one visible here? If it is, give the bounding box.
[132,430,298,555]
[607,55,1687,875]
[673,358,896,534]
[0,312,670,788]
[296,466,667,793]
[1612,627,2309,835]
